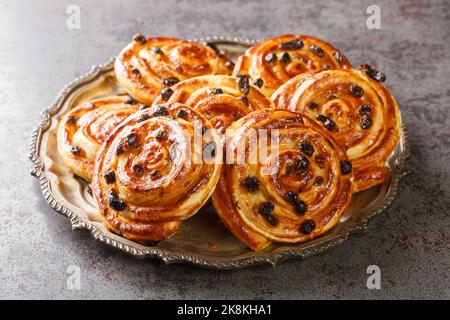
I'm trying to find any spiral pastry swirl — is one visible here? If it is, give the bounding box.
[57,96,140,181]
[272,67,401,192]
[212,109,353,251]
[233,34,351,97]
[153,75,274,135]
[115,35,233,105]
[92,103,222,242]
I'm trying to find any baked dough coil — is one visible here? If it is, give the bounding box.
[272,67,401,192]
[212,109,354,251]
[233,34,351,97]
[92,103,222,242]
[115,35,233,105]
[153,75,274,135]
[57,96,140,181]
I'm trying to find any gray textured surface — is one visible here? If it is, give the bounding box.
[0,0,449,299]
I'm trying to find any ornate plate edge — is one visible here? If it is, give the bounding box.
[28,36,410,270]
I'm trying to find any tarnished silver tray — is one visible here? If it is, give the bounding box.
[29,37,409,269]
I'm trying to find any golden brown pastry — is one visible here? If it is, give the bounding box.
[152,75,274,134]
[233,34,351,97]
[212,109,354,251]
[92,103,222,242]
[57,96,140,181]
[115,35,233,105]
[272,65,401,192]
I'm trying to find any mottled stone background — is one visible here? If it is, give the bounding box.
[0,0,449,299]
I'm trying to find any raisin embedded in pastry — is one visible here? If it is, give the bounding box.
[152,75,274,135]
[272,65,401,192]
[57,96,141,181]
[212,109,354,251]
[115,35,233,105]
[233,34,351,97]
[92,103,222,243]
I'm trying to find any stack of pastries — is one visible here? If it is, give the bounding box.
[57,34,401,251]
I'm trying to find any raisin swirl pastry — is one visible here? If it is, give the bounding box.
[272,65,401,192]
[153,75,274,134]
[115,35,233,105]
[92,103,222,242]
[212,109,353,251]
[233,34,351,97]
[57,96,140,181]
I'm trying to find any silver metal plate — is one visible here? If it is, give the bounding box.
[28,37,409,269]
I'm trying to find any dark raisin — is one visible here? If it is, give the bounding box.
[258,202,277,226]
[253,78,264,88]
[280,52,291,64]
[153,105,169,117]
[360,64,386,82]
[316,114,328,122]
[262,212,278,226]
[315,155,326,168]
[259,202,274,215]
[137,114,150,123]
[151,46,163,55]
[300,219,316,234]
[340,160,352,175]
[280,39,304,50]
[237,75,250,95]
[308,101,320,110]
[210,87,223,95]
[298,157,310,170]
[349,84,364,97]
[315,176,324,185]
[265,53,277,63]
[285,191,307,214]
[125,133,139,148]
[70,146,81,155]
[239,96,249,106]
[140,104,150,110]
[116,142,125,155]
[241,176,259,191]
[162,77,180,86]
[124,96,137,105]
[156,128,168,141]
[133,34,147,44]
[299,141,314,156]
[205,42,222,55]
[107,189,126,211]
[324,118,338,132]
[286,156,309,175]
[67,115,78,124]
[160,88,174,102]
[358,104,372,116]
[104,170,116,184]
[310,45,324,57]
[333,51,343,64]
[204,141,216,158]
[285,190,298,205]
[131,67,140,76]
[177,109,188,119]
[360,116,373,129]
[150,170,160,178]
[132,163,144,176]
[294,200,307,215]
